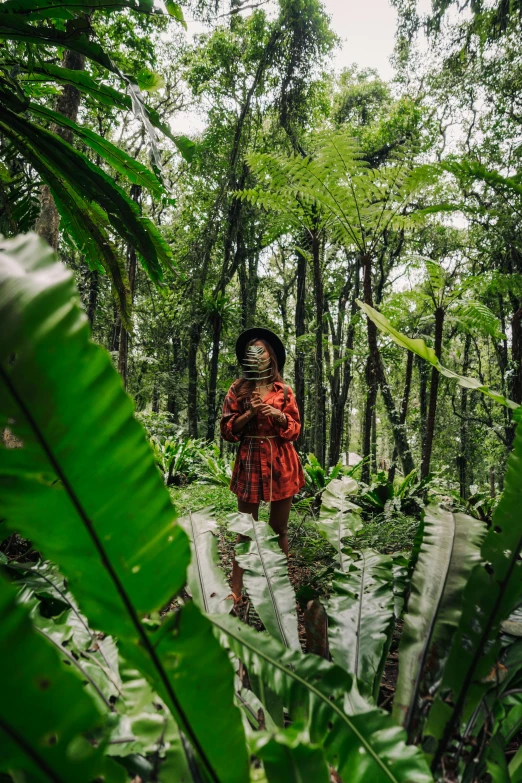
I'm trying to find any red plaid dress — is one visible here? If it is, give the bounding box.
[220,381,305,503]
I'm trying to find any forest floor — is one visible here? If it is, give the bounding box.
[169,482,418,707]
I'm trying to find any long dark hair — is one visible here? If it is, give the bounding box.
[234,338,283,400]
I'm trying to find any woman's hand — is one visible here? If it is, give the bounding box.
[259,403,286,425]
[249,391,264,415]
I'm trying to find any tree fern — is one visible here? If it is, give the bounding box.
[242,131,435,256]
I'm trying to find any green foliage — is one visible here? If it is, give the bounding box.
[149,434,206,485]
[357,470,431,519]
[0,0,191,321]
[425,408,522,763]
[197,445,234,488]
[358,299,519,409]
[302,451,343,493]
[241,131,436,255]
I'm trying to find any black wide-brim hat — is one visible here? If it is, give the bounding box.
[235,327,286,371]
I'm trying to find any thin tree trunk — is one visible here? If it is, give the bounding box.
[418,356,428,461]
[362,253,414,481]
[312,229,325,464]
[421,306,444,478]
[328,292,357,466]
[496,293,512,448]
[206,315,222,442]
[388,349,414,483]
[362,254,379,484]
[35,49,86,249]
[117,245,137,391]
[490,466,496,498]
[458,334,471,498]
[110,306,121,353]
[118,185,140,390]
[511,305,522,404]
[294,242,307,448]
[86,270,99,329]
[152,383,160,413]
[377,360,415,476]
[371,407,377,474]
[167,335,183,424]
[187,324,200,438]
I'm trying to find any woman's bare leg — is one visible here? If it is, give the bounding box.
[231,500,259,598]
[269,497,293,556]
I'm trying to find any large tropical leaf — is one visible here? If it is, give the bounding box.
[327,550,395,701]
[211,613,434,783]
[357,300,519,410]
[16,63,196,161]
[2,104,174,281]
[0,0,167,17]
[0,233,249,783]
[29,102,164,197]
[228,512,300,650]
[0,576,107,783]
[0,16,119,73]
[315,476,363,570]
[425,410,522,769]
[0,112,131,321]
[393,504,485,734]
[178,508,232,615]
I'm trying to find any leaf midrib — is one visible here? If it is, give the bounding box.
[250,520,289,647]
[189,511,209,614]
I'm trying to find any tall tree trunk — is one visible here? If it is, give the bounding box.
[312,229,325,464]
[418,356,428,461]
[187,323,200,438]
[86,269,99,329]
[152,383,160,413]
[328,291,357,467]
[294,242,307,448]
[371,407,377,474]
[458,333,472,498]
[361,254,379,484]
[118,185,140,390]
[378,361,415,476]
[362,253,414,481]
[496,292,512,448]
[167,335,183,425]
[206,315,222,442]
[35,49,86,249]
[388,349,414,483]
[421,306,444,478]
[117,246,137,390]
[511,304,522,404]
[110,307,121,353]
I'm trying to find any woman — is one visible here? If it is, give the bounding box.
[220,327,305,600]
